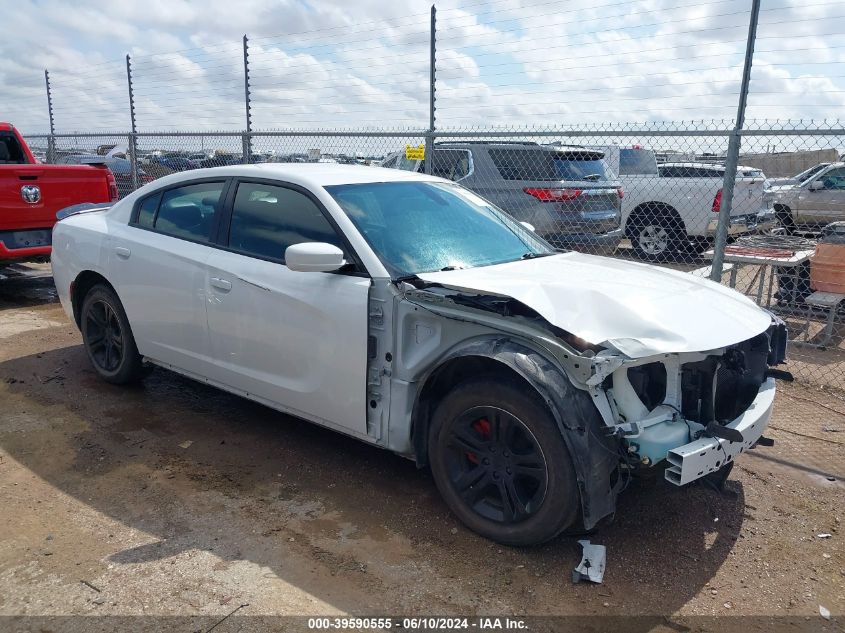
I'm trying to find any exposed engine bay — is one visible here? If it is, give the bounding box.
[593,319,788,483]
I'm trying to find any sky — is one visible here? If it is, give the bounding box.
[2,0,844,141]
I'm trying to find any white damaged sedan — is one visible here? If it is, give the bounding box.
[52,164,788,545]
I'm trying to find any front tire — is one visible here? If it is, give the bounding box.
[428,376,579,546]
[80,284,147,384]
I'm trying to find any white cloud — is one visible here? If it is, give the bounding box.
[1,0,844,140]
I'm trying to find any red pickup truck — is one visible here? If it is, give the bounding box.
[0,123,118,263]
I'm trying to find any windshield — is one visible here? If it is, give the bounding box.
[798,164,829,184]
[326,181,554,277]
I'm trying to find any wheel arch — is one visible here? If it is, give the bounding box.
[625,201,686,237]
[410,337,622,530]
[70,270,117,328]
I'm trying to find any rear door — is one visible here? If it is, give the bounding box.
[204,179,370,435]
[109,179,228,375]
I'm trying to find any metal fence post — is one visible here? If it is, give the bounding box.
[710,0,761,282]
[44,70,56,163]
[424,4,436,175]
[243,34,252,164]
[125,54,139,191]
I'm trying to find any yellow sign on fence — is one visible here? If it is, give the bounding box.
[405,144,425,160]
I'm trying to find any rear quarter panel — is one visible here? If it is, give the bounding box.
[51,211,113,323]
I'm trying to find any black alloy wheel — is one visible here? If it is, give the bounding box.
[444,406,548,523]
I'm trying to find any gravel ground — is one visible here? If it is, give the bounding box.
[0,266,842,629]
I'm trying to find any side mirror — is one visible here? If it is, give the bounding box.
[520,221,536,232]
[809,180,825,191]
[285,242,346,273]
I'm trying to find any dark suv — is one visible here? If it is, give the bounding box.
[381,141,623,254]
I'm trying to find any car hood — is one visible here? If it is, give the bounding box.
[417,252,771,358]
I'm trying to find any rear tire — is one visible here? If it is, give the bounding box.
[630,214,685,261]
[80,284,148,384]
[428,376,579,546]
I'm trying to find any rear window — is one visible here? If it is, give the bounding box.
[619,148,659,176]
[0,132,29,164]
[553,152,610,181]
[488,148,561,181]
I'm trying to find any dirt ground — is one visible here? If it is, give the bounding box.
[0,265,843,629]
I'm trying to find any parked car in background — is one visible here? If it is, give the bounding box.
[381,142,623,254]
[57,154,152,197]
[0,123,118,263]
[152,156,199,172]
[597,147,774,259]
[765,162,831,189]
[771,162,845,232]
[51,163,786,545]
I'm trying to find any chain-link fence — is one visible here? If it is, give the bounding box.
[21,122,845,391]
[9,0,845,398]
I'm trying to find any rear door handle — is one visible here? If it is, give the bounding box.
[114,246,131,259]
[210,277,232,292]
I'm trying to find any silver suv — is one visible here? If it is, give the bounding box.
[382,142,623,255]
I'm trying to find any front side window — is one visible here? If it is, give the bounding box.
[327,181,553,277]
[820,168,845,190]
[154,182,224,242]
[228,182,345,262]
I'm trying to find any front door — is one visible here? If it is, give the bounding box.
[797,166,845,226]
[204,180,370,436]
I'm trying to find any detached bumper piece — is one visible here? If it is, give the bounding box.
[665,378,776,486]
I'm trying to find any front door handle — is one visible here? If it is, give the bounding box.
[210,277,232,292]
[114,246,131,259]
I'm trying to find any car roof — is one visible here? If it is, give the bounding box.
[661,162,761,170]
[149,163,444,189]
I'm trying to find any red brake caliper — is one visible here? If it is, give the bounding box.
[466,418,492,465]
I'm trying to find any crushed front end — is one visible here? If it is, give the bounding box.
[589,317,788,486]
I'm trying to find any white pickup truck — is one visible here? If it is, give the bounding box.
[593,146,775,259]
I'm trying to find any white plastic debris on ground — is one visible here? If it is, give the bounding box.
[572,540,606,584]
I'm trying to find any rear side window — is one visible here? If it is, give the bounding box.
[228,182,345,262]
[136,193,161,228]
[154,182,224,242]
[659,166,723,178]
[619,149,659,175]
[0,132,28,164]
[427,150,472,181]
[488,148,559,181]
